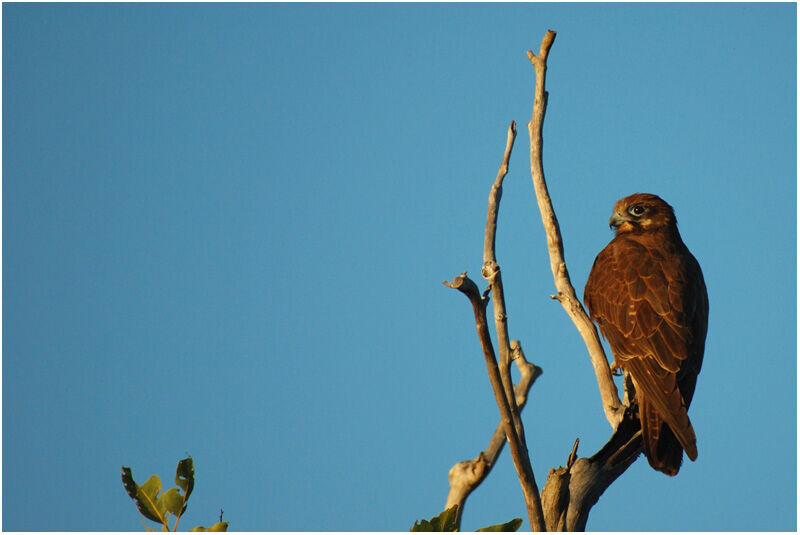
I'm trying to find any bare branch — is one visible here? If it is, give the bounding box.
[440,30,644,532]
[480,120,545,531]
[481,121,529,455]
[483,121,517,265]
[523,30,644,530]
[526,30,624,428]
[445,343,542,528]
[444,272,545,531]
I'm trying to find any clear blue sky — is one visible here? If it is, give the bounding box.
[3,3,796,531]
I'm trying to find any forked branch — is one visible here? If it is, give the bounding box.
[443,272,544,531]
[443,121,546,532]
[445,342,542,529]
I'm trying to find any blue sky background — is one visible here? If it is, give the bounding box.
[3,3,796,532]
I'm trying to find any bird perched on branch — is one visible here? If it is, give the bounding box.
[584,193,708,476]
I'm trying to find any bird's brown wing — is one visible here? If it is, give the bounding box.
[585,235,703,461]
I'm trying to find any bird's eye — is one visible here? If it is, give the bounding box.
[628,205,646,217]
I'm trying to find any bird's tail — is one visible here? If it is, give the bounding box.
[639,396,697,476]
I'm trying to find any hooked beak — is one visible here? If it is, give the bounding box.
[609,211,629,229]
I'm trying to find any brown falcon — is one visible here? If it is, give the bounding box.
[584,193,708,476]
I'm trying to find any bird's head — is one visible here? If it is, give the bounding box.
[609,193,676,234]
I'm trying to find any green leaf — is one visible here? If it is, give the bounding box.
[160,488,184,516]
[411,505,459,532]
[121,467,165,524]
[175,457,195,507]
[410,519,433,532]
[190,522,228,532]
[141,475,169,520]
[476,518,523,532]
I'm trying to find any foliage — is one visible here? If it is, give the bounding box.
[410,506,521,532]
[475,518,523,532]
[121,457,228,532]
[411,505,459,532]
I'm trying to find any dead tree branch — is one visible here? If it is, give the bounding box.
[525,29,644,531]
[443,272,545,532]
[444,125,528,531]
[525,30,623,429]
[540,409,642,531]
[481,121,529,457]
[444,120,548,531]
[438,30,646,532]
[445,342,542,529]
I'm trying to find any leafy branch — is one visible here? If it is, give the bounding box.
[121,457,228,532]
[411,505,521,533]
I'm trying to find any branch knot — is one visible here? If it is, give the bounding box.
[481,260,500,281]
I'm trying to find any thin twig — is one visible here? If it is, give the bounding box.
[483,121,517,265]
[481,121,528,455]
[443,273,545,531]
[526,30,624,428]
